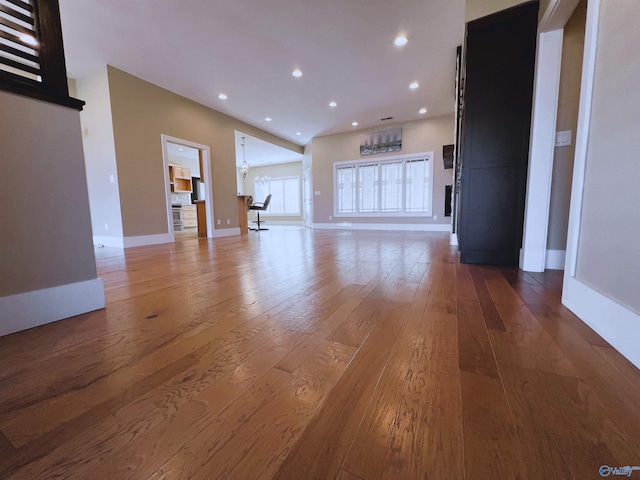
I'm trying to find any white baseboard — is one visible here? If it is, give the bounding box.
[123,233,174,248]
[450,233,459,246]
[313,222,451,232]
[212,227,241,238]
[521,249,566,272]
[563,276,640,370]
[0,278,105,336]
[93,235,124,248]
[259,220,304,226]
[109,229,240,246]
[545,249,566,270]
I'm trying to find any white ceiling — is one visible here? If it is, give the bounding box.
[167,133,302,168]
[166,142,200,160]
[234,131,303,167]
[59,0,464,147]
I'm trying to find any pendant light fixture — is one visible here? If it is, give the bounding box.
[240,137,249,178]
[258,166,270,185]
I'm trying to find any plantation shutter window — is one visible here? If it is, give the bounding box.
[336,165,357,214]
[380,161,403,213]
[0,0,84,110]
[405,158,430,213]
[253,176,300,215]
[333,153,433,217]
[357,163,378,213]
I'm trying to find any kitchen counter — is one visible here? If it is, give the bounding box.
[238,196,252,234]
[195,200,207,237]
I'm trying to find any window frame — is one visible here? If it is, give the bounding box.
[333,152,434,218]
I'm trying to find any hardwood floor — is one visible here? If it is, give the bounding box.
[1,228,639,479]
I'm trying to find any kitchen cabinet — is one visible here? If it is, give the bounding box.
[169,164,192,193]
[182,205,197,228]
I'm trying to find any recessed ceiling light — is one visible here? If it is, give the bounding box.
[352,121,359,127]
[329,101,337,108]
[394,36,408,47]
[265,117,272,122]
[218,93,228,100]
[409,81,419,90]
[419,107,427,114]
[292,68,303,78]
[178,147,184,151]
[296,132,302,136]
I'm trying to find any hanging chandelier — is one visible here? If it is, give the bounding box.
[240,137,249,178]
[258,167,270,185]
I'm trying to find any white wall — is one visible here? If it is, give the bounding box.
[562,0,640,369]
[76,66,124,242]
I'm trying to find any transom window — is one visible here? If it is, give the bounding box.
[254,175,301,216]
[334,153,433,217]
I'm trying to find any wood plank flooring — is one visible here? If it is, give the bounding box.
[1,228,639,479]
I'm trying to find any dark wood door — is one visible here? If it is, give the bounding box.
[458,2,538,266]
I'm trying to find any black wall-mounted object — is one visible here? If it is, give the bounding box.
[191,177,200,203]
[458,1,538,266]
[452,45,463,236]
[445,185,453,217]
[443,145,454,169]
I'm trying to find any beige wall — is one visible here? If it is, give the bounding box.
[547,0,586,250]
[105,66,302,237]
[236,168,246,195]
[245,162,304,223]
[312,115,454,225]
[465,0,530,21]
[538,0,551,21]
[67,77,77,98]
[76,66,124,238]
[575,0,640,314]
[0,91,97,297]
[302,141,312,171]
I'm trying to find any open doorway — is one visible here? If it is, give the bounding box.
[161,135,214,240]
[234,131,304,231]
[545,0,587,270]
[521,0,588,272]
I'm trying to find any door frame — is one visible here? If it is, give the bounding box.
[161,134,215,239]
[303,167,312,228]
[520,0,583,271]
